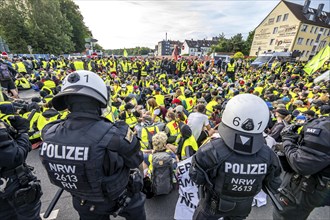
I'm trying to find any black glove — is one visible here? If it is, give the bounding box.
[127,168,143,194]
[8,116,30,133]
[280,125,299,143]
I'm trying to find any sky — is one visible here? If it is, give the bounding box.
[74,0,329,49]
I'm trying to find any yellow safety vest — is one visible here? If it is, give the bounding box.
[205,100,218,117]
[121,61,129,72]
[43,80,56,89]
[74,61,85,70]
[141,65,147,76]
[125,111,138,128]
[16,62,27,73]
[227,63,235,72]
[154,94,165,106]
[109,60,117,73]
[254,86,264,95]
[140,125,159,150]
[185,97,195,112]
[181,135,198,160]
[37,111,60,131]
[15,78,31,89]
[42,61,48,69]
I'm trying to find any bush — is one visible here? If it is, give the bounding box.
[233,52,244,60]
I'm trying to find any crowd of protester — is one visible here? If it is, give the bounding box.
[0,51,329,193]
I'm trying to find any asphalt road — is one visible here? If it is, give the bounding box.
[19,89,329,220]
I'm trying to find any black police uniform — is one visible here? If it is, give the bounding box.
[40,110,146,220]
[0,118,42,220]
[273,117,330,220]
[189,125,281,220]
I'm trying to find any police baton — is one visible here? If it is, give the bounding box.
[265,186,283,211]
[43,188,64,218]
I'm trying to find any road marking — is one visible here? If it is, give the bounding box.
[40,209,59,220]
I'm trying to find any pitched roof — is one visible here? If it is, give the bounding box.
[185,39,218,48]
[283,1,330,28]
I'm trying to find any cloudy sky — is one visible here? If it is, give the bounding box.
[74,0,329,49]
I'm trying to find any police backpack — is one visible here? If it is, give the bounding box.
[151,151,173,196]
[301,117,330,155]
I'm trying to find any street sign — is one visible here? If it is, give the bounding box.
[85,43,91,49]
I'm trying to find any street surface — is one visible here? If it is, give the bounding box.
[19,89,329,220]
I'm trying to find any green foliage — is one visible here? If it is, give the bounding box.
[59,0,92,52]
[233,52,244,59]
[105,47,151,56]
[0,0,95,54]
[211,31,255,56]
[243,30,255,55]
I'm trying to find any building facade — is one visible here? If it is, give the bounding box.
[181,39,218,56]
[250,0,330,61]
[157,40,182,56]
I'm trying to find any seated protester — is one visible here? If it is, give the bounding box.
[119,103,140,130]
[0,57,19,98]
[15,73,31,90]
[144,132,178,197]
[119,96,133,113]
[167,124,198,161]
[139,115,160,153]
[209,104,222,127]
[143,132,178,176]
[187,104,215,146]
[36,101,61,133]
[146,97,162,123]
[174,105,188,123]
[164,111,182,145]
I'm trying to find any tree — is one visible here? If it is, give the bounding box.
[26,0,74,54]
[229,33,244,53]
[0,0,96,54]
[233,52,244,59]
[243,30,255,55]
[0,0,31,53]
[59,0,92,52]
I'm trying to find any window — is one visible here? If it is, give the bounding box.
[312,45,316,52]
[308,14,315,21]
[273,27,278,34]
[270,39,275,45]
[306,39,310,45]
[310,39,314,46]
[324,29,328,36]
[268,18,274,25]
[316,34,321,43]
[301,24,308,32]
[320,28,324,32]
[297,37,304,45]
[314,27,318,34]
[301,50,305,57]
[310,26,314,33]
[306,51,309,57]
[276,15,282,22]
[283,13,289,21]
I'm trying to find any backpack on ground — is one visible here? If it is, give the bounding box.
[0,62,12,81]
[151,151,174,196]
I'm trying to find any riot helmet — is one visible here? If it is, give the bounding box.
[218,94,270,155]
[52,70,108,111]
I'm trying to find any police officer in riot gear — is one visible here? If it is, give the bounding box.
[189,94,282,220]
[40,70,146,220]
[273,116,330,220]
[0,116,42,220]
